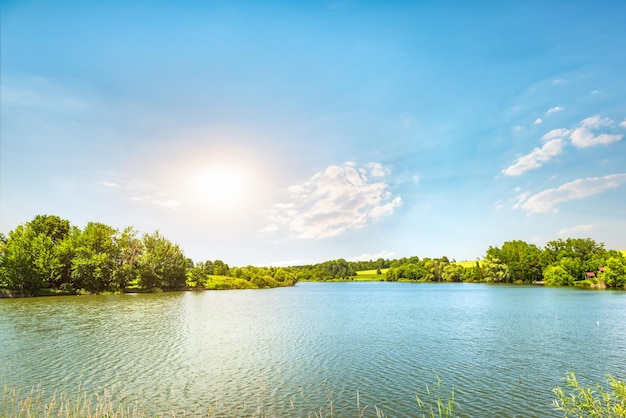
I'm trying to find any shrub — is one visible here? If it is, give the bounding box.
[552,371,626,417]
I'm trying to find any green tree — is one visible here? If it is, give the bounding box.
[442,263,464,282]
[139,231,187,290]
[116,226,143,290]
[212,260,229,276]
[482,257,508,283]
[602,257,626,288]
[0,215,73,294]
[72,222,119,293]
[558,257,585,282]
[186,265,209,289]
[486,241,542,283]
[543,265,575,286]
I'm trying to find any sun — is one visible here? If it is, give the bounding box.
[186,164,252,211]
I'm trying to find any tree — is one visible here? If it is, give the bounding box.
[0,215,73,295]
[442,264,464,282]
[482,257,508,283]
[72,222,119,293]
[486,241,542,283]
[186,265,208,289]
[139,231,187,290]
[543,265,575,287]
[602,257,626,288]
[116,226,143,290]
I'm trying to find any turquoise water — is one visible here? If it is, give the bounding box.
[1,282,625,416]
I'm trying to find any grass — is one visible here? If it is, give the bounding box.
[5,373,624,417]
[1,375,457,418]
[453,260,481,268]
[354,269,388,281]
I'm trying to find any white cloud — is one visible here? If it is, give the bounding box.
[620,119,626,128]
[512,191,530,210]
[502,139,565,176]
[513,125,525,132]
[568,115,623,148]
[552,79,565,84]
[102,176,181,211]
[542,128,571,141]
[101,180,120,188]
[546,106,564,115]
[534,118,543,124]
[516,173,626,214]
[264,162,402,239]
[557,224,596,236]
[367,162,387,177]
[153,199,181,210]
[348,250,395,262]
[581,115,612,129]
[570,129,622,148]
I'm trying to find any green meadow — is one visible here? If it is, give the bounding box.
[453,260,482,268]
[354,269,388,281]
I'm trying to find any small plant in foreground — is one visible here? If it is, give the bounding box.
[552,371,626,417]
[415,374,456,418]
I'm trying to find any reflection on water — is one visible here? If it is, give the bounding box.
[1,283,625,416]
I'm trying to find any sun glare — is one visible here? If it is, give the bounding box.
[186,164,252,211]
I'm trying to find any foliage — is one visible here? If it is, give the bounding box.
[0,215,297,295]
[415,374,456,418]
[552,372,626,417]
[485,240,543,283]
[544,265,576,287]
[139,231,187,290]
[603,257,626,288]
[1,214,624,293]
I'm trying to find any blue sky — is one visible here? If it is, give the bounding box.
[2,0,625,266]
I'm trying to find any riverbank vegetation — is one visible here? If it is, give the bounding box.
[1,214,625,296]
[0,215,297,297]
[3,372,624,417]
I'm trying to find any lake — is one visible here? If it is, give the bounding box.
[1,282,625,417]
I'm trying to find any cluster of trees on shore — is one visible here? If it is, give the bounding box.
[380,239,626,288]
[0,215,297,296]
[1,214,625,296]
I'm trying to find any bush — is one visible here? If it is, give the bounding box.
[552,371,626,417]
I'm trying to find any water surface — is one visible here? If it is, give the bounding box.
[1,282,625,416]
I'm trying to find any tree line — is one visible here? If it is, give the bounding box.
[0,215,298,296]
[1,215,625,296]
[380,239,626,288]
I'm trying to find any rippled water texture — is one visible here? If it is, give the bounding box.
[1,282,625,417]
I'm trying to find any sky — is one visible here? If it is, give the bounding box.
[1,0,626,266]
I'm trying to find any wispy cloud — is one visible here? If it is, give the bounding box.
[515,173,626,214]
[348,250,395,262]
[546,106,564,115]
[101,180,121,188]
[570,115,622,148]
[2,76,89,114]
[101,176,180,211]
[552,79,565,85]
[620,119,626,128]
[263,162,402,239]
[542,128,571,141]
[502,139,565,176]
[557,224,596,236]
[534,118,543,125]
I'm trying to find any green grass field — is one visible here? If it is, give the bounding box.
[454,260,482,268]
[354,269,388,281]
